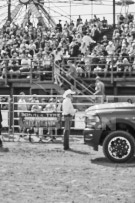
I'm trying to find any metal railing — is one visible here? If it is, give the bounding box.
[0,94,134,142]
[0,56,135,87]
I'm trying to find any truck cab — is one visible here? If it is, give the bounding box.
[83,102,135,163]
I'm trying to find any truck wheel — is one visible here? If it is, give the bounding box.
[103,131,135,163]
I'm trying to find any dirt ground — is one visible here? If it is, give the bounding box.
[0,137,135,203]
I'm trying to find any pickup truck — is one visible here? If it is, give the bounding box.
[83,102,135,163]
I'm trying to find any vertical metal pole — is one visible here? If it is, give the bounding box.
[111,55,114,84]
[48,0,50,25]
[30,59,32,95]
[69,0,71,23]
[113,0,115,28]
[91,0,93,20]
[8,0,11,22]
[5,59,8,86]
[12,96,14,138]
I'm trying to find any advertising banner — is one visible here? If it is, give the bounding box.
[19,111,62,129]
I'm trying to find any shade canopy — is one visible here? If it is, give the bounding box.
[116,0,134,6]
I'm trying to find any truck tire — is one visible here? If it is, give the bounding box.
[103,130,135,163]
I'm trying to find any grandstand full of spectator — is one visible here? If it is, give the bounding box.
[1,12,135,84]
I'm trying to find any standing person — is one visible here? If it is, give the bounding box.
[18,92,28,137]
[94,76,105,104]
[62,89,77,150]
[0,103,9,152]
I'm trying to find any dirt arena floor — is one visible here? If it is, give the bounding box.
[0,137,135,203]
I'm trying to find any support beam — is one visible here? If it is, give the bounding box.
[113,0,115,28]
[8,0,11,22]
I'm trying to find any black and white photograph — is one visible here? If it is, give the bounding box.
[0,0,134,202]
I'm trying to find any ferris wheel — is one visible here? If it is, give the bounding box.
[0,0,103,28]
[0,0,56,28]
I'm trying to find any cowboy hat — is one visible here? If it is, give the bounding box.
[63,89,76,98]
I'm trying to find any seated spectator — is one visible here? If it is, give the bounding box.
[11,44,19,57]
[122,58,132,76]
[90,49,100,71]
[0,52,9,79]
[122,24,129,36]
[113,27,121,40]
[132,57,135,71]
[130,23,135,38]
[115,55,123,72]
[106,41,115,56]
[43,50,52,67]
[98,55,107,71]
[128,42,135,61]
[93,65,102,74]
[76,62,84,77]
[76,32,82,44]
[36,48,44,73]
[118,14,125,25]
[105,56,118,76]
[20,51,31,78]
[20,39,29,51]
[120,44,129,60]
[113,33,121,50]
[101,35,109,47]
[45,98,56,112]
[101,44,108,56]
[127,13,134,24]
[29,40,36,57]
[8,52,20,75]
[29,94,40,111]
[94,42,103,55]
[1,97,8,110]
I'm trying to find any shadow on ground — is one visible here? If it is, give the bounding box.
[91,156,135,168]
[67,148,94,155]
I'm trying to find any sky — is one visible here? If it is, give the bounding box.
[0,0,135,27]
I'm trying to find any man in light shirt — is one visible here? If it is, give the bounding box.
[94,76,105,104]
[18,92,28,137]
[62,89,77,150]
[82,32,96,48]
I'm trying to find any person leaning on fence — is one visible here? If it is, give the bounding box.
[18,92,28,137]
[0,103,9,152]
[62,89,77,150]
[94,76,105,104]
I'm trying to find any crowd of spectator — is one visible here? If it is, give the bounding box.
[0,15,109,83]
[18,92,62,113]
[0,13,135,86]
[63,13,135,79]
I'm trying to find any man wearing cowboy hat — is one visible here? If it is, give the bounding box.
[62,89,77,150]
[94,76,105,104]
